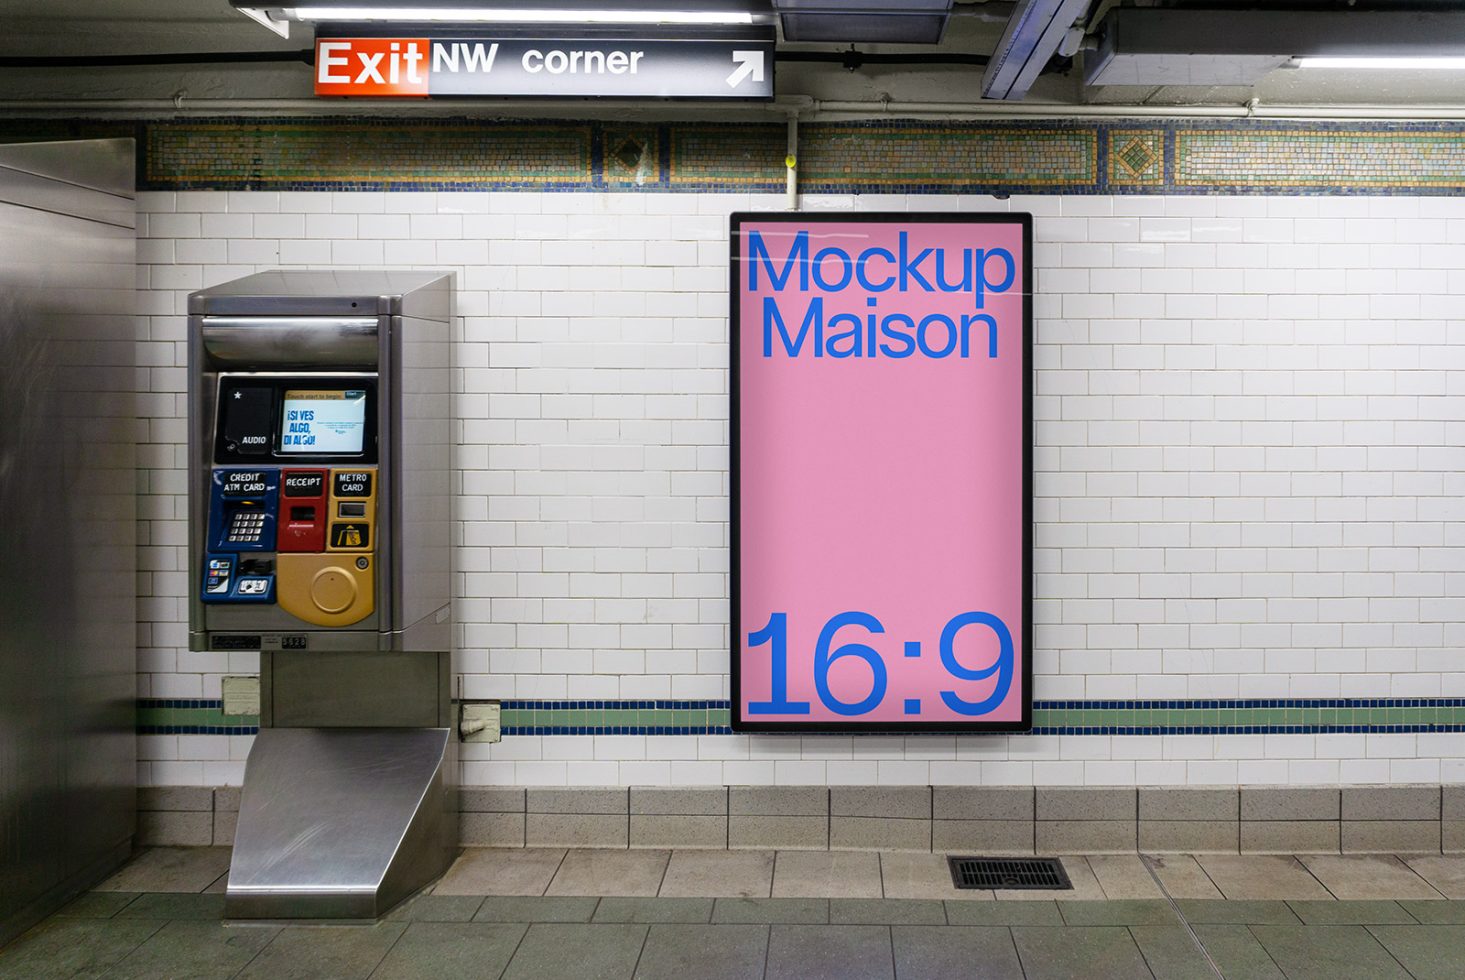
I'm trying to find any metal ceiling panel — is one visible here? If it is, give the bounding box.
[980,0,1090,100]
[1085,9,1465,87]
[774,0,952,44]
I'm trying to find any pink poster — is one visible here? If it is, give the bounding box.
[731,214,1031,731]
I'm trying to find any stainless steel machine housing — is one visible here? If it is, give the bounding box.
[188,270,452,656]
[187,271,456,919]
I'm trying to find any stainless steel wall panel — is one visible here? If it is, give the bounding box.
[0,139,136,946]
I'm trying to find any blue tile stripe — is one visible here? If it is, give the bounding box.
[135,697,1465,737]
[134,697,1465,711]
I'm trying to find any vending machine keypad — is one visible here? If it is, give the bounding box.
[227,511,267,544]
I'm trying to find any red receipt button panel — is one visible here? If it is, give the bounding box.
[277,470,327,552]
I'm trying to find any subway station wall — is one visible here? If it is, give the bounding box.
[28,118,1460,789]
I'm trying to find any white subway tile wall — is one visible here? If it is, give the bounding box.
[133,190,1465,788]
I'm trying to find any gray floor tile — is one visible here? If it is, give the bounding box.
[473,896,600,923]
[1285,900,1415,925]
[1088,855,1164,899]
[1399,900,1465,924]
[1147,855,1224,900]
[1194,855,1333,900]
[880,852,991,902]
[1059,856,1109,901]
[115,892,225,920]
[502,923,648,980]
[1403,856,1465,899]
[434,848,566,896]
[830,899,946,925]
[633,924,769,980]
[593,898,715,923]
[711,898,829,924]
[891,925,1024,980]
[1129,925,1216,980]
[547,849,670,898]
[657,850,773,899]
[94,847,232,894]
[368,922,527,980]
[1190,924,1286,980]
[1010,926,1155,980]
[1367,925,1465,980]
[0,918,164,980]
[773,850,883,899]
[1248,924,1412,980]
[1173,899,1300,924]
[1300,855,1445,901]
[234,922,408,980]
[382,893,486,922]
[944,900,1063,926]
[766,924,895,980]
[54,892,139,918]
[1058,899,1175,926]
[105,920,279,980]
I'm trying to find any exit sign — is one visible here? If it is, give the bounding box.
[314,33,774,100]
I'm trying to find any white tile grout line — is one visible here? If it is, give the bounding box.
[1140,854,1226,980]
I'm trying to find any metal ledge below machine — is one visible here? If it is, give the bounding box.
[225,727,457,920]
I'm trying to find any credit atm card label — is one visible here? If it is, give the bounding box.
[221,471,269,494]
[283,472,326,497]
[333,472,373,497]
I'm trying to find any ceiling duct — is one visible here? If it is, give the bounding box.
[1085,9,1465,87]
[980,0,1090,100]
[773,0,953,44]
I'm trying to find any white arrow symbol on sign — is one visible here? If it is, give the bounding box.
[727,50,765,88]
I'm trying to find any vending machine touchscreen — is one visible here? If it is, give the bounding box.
[188,271,453,921]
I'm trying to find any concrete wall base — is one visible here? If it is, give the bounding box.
[140,785,1465,854]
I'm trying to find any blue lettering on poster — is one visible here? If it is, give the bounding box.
[751,229,1014,360]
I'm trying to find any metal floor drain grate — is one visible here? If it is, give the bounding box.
[948,856,1073,891]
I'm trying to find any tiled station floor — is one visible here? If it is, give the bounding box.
[4,848,1465,979]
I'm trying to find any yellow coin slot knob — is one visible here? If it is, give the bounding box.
[311,567,358,614]
[277,553,374,627]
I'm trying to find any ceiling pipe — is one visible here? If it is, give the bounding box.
[785,108,799,210]
[806,99,1465,120]
[4,96,1465,121]
[0,48,1009,72]
[0,51,314,69]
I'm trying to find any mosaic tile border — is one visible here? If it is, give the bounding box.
[136,697,1465,737]
[6,116,1465,193]
[146,120,593,190]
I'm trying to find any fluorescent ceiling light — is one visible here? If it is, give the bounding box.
[1294,56,1465,70]
[283,6,759,23]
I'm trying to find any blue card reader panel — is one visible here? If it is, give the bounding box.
[202,468,278,604]
[207,468,279,552]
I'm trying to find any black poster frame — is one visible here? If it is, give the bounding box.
[728,211,1034,734]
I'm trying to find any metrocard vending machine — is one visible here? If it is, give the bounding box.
[188,271,454,919]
